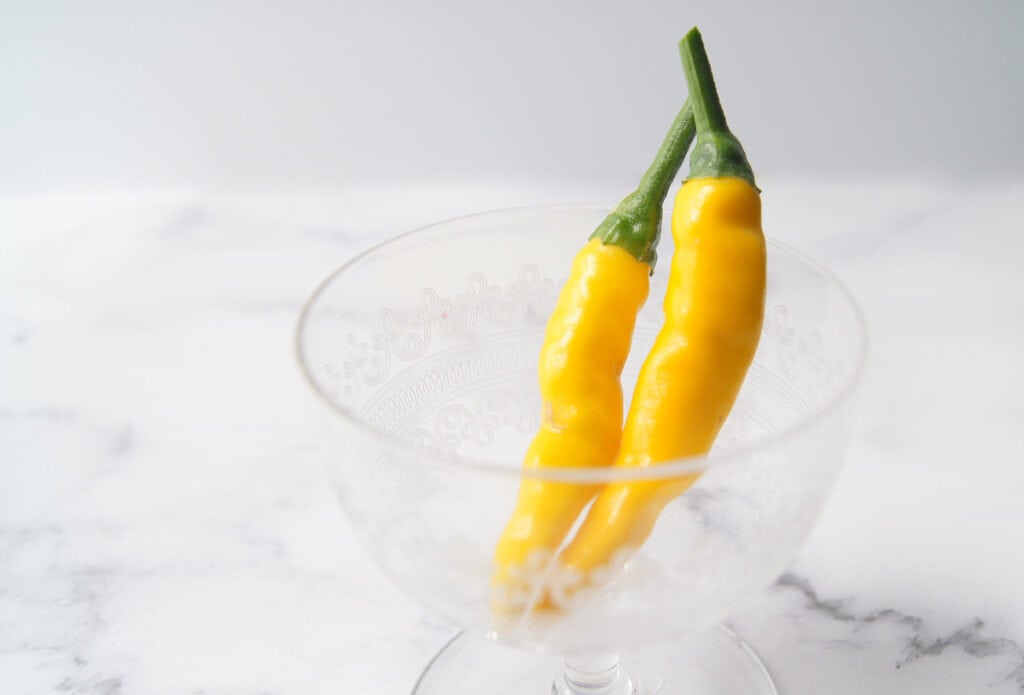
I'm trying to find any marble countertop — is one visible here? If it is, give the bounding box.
[3,180,1023,694]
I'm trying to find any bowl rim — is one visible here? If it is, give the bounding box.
[294,203,869,483]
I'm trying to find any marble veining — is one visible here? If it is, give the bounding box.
[776,573,1024,687]
[2,182,1023,694]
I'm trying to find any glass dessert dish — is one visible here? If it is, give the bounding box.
[296,205,867,694]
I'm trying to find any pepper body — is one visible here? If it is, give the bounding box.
[492,239,649,605]
[490,101,696,613]
[553,176,765,587]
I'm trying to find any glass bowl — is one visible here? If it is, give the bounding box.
[296,205,867,694]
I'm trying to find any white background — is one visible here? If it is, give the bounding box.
[2,0,1022,193]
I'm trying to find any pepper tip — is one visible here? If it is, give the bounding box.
[680,26,702,51]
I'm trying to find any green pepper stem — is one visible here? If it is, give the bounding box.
[679,29,727,135]
[590,100,695,268]
[632,100,695,210]
[677,27,757,188]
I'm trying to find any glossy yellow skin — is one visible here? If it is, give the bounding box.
[492,239,650,601]
[555,177,766,583]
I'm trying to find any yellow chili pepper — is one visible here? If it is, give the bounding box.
[492,102,696,612]
[491,240,648,600]
[552,28,766,597]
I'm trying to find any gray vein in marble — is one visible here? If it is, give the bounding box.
[109,424,134,457]
[0,406,78,422]
[902,618,1024,688]
[229,298,306,315]
[1,570,116,691]
[0,407,135,458]
[294,225,362,244]
[0,523,64,548]
[89,297,309,333]
[777,573,1024,688]
[58,675,122,694]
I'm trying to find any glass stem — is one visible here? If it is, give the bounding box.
[555,653,634,695]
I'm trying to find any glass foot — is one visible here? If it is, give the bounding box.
[412,625,777,695]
